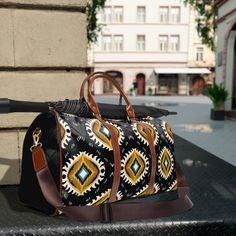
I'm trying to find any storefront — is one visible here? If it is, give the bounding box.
[154,68,211,95]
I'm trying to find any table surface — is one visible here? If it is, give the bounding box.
[0,135,236,236]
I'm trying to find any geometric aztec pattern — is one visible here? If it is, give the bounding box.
[62,152,105,196]
[134,183,160,197]
[162,121,174,144]
[121,148,149,185]
[58,117,72,149]
[158,147,174,180]
[86,119,124,151]
[58,113,177,207]
[132,121,159,145]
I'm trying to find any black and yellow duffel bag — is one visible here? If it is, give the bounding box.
[18,72,193,222]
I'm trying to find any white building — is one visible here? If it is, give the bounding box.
[215,0,236,118]
[92,0,214,95]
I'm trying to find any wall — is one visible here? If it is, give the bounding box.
[0,0,87,185]
[187,7,215,69]
[215,0,236,110]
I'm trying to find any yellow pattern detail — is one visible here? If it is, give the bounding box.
[125,150,145,184]
[137,123,157,143]
[160,148,172,179]
[68,153,99,194]
[92,120,112,149]
[170,180,178,191]
[92,190,111,206]
[165,122,174,140]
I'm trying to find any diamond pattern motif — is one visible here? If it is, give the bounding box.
[159,147,173,180]
[76,164,91,184]
[68,153,99,193]
[125,150,145,184]
[131,159,141,175]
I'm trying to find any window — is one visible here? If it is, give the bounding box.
[196,47,204,61]
[137,6,146,23]
[197,24,204,37]
[160,7,168,23]
[159,35,168,51]
[114,35,123,51]
[103,7,112,23]
[102,35,112,51]
[170,7,180,23]
[159,75,178,94]
[137,35,145,51]
[170,35,180,51]
[114,6,123,23]
[104,71,123,93]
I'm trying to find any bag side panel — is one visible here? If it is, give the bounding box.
[58,114,115,206]
[114,117,177,199]
[19,111,60,215]
[149,118,177,192]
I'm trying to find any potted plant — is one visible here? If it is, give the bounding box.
[204,82,228,120]
[147,87,153,96]
[128,87,134,96]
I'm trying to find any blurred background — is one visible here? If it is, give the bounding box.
[90,0,236,167]
[89,0,215,97]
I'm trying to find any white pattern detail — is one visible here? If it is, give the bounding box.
[167,179,178,192]
[87,189,111,206]
[133,184,149,197]
[154,183,160,193]
[62,152,105,196]
[158,147,174,180]
[116,191,123,201]
[58,116,72,149]
[132,121,159,146]
[161,121,174,144]
[85,119,124,151]
[121,148,149,186]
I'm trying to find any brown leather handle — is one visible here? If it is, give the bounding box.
[80,72,136,121]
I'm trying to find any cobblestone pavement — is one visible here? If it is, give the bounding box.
[94,95,236,167]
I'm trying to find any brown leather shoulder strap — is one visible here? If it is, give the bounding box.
[32,146,193,222]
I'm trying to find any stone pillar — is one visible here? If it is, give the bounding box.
[0,0,87,184]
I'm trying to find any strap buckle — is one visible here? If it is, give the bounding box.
[100,203,111,223]
[30,128,42,152]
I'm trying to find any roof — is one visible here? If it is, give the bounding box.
[154,68,211,74]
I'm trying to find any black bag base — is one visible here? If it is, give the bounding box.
[20,187,178,217]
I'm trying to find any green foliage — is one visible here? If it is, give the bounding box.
[87,0,106,44]
[204,83,228,110]
[147,87,153,96]
[183,0,218,50]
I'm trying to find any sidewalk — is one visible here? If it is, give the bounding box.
[95,95,236,167]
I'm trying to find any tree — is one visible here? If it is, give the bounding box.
[87,0,106,44]
[183,0,218,50]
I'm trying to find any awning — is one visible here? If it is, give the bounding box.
[154,68,211,74]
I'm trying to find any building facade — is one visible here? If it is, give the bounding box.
[215,0,236,117]
[92,0,215,96]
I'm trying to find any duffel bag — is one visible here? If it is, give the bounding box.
[19,72,193,222]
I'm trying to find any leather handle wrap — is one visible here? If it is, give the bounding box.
[80,72,136,121]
